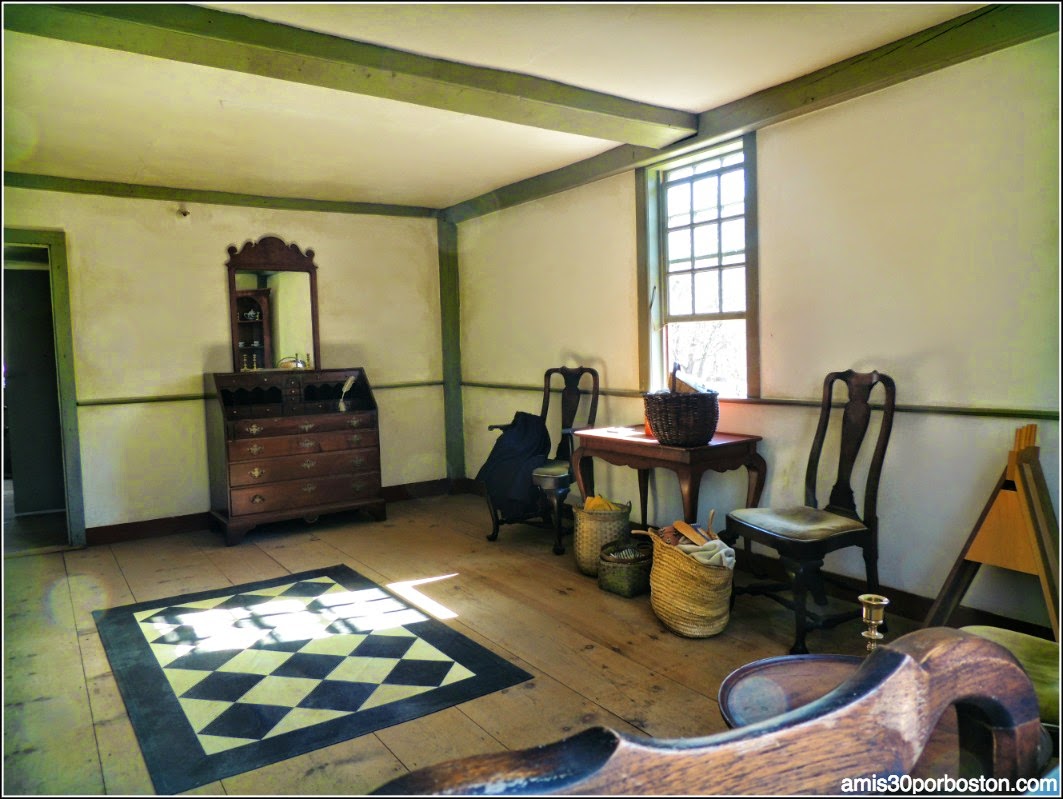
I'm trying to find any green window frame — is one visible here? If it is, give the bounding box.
[641,133,760,398]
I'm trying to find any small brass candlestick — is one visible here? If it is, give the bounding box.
[859,593,889,652]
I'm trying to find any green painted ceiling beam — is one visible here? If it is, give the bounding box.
[3,3,697,149]
[444,3,1059,223]
[4,172,438,218]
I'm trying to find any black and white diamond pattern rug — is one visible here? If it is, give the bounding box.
[93,564,532,794]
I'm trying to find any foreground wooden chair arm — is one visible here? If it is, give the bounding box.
[373,628,1044,795]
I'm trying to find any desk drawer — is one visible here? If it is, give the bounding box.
[231,472,382,515]
[228,430,379,461]
[229,448,380,487]
[230,412,376,439]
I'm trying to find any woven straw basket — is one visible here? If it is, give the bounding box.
[643,391,719,447]
[633,528,732,637]
[574,502,632,576]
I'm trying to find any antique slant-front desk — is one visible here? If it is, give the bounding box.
[204,367,385,545]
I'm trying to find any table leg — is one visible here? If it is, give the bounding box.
[637,468,650,528]
[573,447,594,503]
[745,452,768,508]
[676,467,703,524]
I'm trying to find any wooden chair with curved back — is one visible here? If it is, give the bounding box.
[485,366,600,555]
[721,369,897,654]
[372,628,1047,795]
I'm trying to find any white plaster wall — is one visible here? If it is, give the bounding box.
[457,36,1059,625]
[3,188,445,527]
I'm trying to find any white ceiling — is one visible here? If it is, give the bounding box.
[4,3,986,210]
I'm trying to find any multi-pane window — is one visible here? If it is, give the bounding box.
[651,135,757,398]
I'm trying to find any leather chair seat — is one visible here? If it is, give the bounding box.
[729,506,867,542]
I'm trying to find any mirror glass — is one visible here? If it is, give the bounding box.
[227,236,320,372]
[234,270,314,368]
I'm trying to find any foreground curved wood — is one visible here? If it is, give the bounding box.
[373,628,1043,795]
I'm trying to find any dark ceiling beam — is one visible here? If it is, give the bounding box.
[2,3,697,149]
[444,3,1059,223]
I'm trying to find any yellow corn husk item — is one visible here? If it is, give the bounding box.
[584,495,624,512]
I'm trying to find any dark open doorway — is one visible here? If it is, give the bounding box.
[3,241,72,554]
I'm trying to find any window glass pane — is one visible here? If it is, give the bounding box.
[721,253,745,266]
[667,181,691,227]
[721,218,744,254]
[668,259,691,273]
[693,270,720,314]
[721,266,746,312]
[692,223,719,258]
[666,165,693,181]
[720,170,744,206]
[721,202,744,218]
[694,158,721,173]
[722,152,745,166]
[668,274,692,315]
[692,176,717,213]
[667,229,691,261]
[665,319,747,398]
[694,256,719,269]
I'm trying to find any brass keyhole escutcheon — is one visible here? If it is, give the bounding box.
[299,439,315,449]
[353,456,366,467]
[300,422,315,432]
[248,444,264,455]
[246,423,263,435]
[349,434,362,445]
[348,418,362,428]
[353,481,367,492]
[249,467,265,479]
[301,459,316,470]
[302,483,317,493]
[251,494,265,504]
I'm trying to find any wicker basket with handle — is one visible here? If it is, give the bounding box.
[633,521,732,637]
[574,501,632,576]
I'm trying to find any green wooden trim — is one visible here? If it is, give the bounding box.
[4,172,437,218]
[443,4,1059,223]
[443,145,658,224]
[3,226,86,546]
[80,381,446,407]
[461,381,1060,421]
[437,219,466,479]
[697,4,1060,143]
[741,131,762,399]
[634,169,652,394]
[4,3,696,148]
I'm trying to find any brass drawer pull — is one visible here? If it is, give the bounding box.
[247,444,264,456]
[301,459,317,470]
[246,423,263,435]
[299,422,316,432]
[352,456,366,467]
[249,467,265,479]
[348,418,363,428]
[251,494,266,504]
[302,483,317,493]
[352,481,367,492]
[349,434,363,445]
[299,439,316,449]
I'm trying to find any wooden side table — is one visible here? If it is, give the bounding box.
[571,425,766,526]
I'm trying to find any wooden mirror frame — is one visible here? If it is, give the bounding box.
[226,236,321,372]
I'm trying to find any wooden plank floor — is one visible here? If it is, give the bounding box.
[2,494,920,795]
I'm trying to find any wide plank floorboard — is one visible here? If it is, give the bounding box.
[4,495,924,794]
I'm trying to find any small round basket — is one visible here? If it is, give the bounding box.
[633,529,732,637]
[597,538,653,598]
[574,502,632,576]
[643,391,719,447]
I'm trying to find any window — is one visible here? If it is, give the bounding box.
[644,134,759,398]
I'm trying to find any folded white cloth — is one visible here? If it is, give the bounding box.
[677,539,736,570]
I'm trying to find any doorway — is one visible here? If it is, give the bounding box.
[2,228,85,554]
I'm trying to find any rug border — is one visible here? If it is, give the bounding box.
[93,564,532,794]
